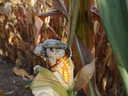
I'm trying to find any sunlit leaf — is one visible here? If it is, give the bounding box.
[74,58,97,92]
[32,16,43,46]
[30,0,37,7]
[13,67,34,79]
[0,3,9,17]
[4,2,12,16]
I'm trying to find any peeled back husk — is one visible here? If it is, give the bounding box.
[30,65,69,96]
[74,58,97,92]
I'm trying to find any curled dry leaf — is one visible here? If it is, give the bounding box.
[30,0,37,7]
[15,58,22,66]
[19,5,30,22]
[8,31,15,45]
[32,16,43,46]
[91,5,100,18]
[3,91,14,95]
[13,67,34,79]
[74,58,97,92]
[36,11,64,21]
[1,0,22,4]
[4,2,12,16]
[0,3,9,17]
[52,0,69,20]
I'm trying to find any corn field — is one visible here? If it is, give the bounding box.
[0,0,127,96]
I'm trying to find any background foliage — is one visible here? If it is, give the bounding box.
[0,0,127,95]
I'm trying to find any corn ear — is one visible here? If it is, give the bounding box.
[30,65,69,96]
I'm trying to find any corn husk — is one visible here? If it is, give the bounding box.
[30,65,69,96]
[74,58,97,92]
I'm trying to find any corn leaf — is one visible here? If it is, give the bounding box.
[32,16,43,46]
[74,33,93,66]
[19,5,30,22]
[52,0,69,20]
[97,0,128,95]
[37,11,64,19]
[67,0,80,47]
[66,0,100,95]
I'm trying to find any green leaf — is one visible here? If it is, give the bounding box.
[24,79,33,89]
[67,0,80,47]
[97,0,128,95]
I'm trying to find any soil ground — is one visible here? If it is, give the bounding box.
[0,60,86,96]
[0,60,33,96]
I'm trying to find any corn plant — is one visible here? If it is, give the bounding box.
[0,0,127,96]
[23,39,96,96]
[97,0,128,95]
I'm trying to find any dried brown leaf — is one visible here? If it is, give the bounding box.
[4,2,12,16]
[1,0,22,4]
[74,58,97,92]
[91,5,101,23]
[87,0,95,54]
[15,58,22,66]
[0,3,9,17]
[91,5,100,18]
[16,34,35,56]
[13,67,34,79]
[36,11,64,21]
[74,33,93,66]
[52,0,68,20]
[98,47,112,83]
[19,5,30,22]
[3,91,14,95]
[32,16,43,46]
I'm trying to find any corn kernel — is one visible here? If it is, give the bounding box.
[64,74,68,77]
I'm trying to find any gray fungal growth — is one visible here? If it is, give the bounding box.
[34,39,72,65]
